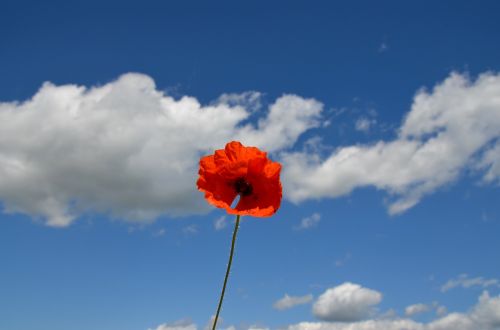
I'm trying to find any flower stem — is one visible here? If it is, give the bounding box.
[212,214,241,330]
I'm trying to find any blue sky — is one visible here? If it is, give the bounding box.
[1,1,500,330]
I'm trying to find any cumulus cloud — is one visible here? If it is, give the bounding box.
[312,282,383,322]
[294,213,321,230]
[0,73,322,226]
[273,294,314,310]
[234,94,322,152]
[441,274,500,292]
[288,291,500,330]
[472,291,500,327]
[283,72,500,214]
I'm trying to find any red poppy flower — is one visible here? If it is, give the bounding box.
[197,141,282,217]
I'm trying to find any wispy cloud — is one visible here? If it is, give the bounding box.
[294,213,321,230]
[273,294,314,310]
[354,117,376,133]
[214,216,227,231]
[183,224,199,235]
[215,91,262,112]
[334,253,352,267]
[378,42,389,53]
[441,274,500,292]
[405,303,431,316]
[436,305,448,317]
[405,301,448,317]
[152,228,166,237]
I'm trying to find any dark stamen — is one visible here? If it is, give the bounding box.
[234,178,253,196]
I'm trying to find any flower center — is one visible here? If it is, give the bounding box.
[234,178,253,196]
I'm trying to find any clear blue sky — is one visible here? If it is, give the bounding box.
[1,1,500,330]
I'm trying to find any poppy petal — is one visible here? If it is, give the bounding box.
[197,141,282,217]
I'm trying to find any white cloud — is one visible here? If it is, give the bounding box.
[288,291,500,330]
[312,282,383,322]
[149,319,197,330]
[472,291,500,328]
[214,216,227,231]
[4,71,500,225]
[273,294,314,310]
[288,319,422,330]
[234,94,322,152]
[477,142,500,184]
[294,213,321,230]
[355,117,376,133]
[436,306,448,317]
[215,91,262,112]
[0,73,322,226]
[152,228,166,237]
[428,291,500,330]
[441,274,500,292]
[183,224,199,235]
[405,303,431,316]
[149,291,500,330]
[283,72,500,214]
[335,252,352,267]
[405,302,448,318]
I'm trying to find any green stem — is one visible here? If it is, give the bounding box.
[212,214,241,330]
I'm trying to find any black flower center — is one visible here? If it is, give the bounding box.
[234,178,253,196]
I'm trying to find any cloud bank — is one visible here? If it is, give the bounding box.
[2,71,500,226]
[288,290,500,330]
[153,284,500,330]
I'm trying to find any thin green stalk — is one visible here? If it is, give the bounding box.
[212,214,241,330]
